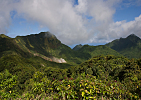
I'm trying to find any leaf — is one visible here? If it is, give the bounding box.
[82,91,85,97]
[85,90,90,94]
[90,89,92,94]
[57,87,60,90]
[89,96,94,99]
[67,95,70,99]
[110,85,113,89]
[94,86,96,90]
[71,94,75,98]
[103,91,106,95]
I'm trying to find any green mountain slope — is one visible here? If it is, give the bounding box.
[0,32,141,99]
[0,33,72,73]
[73,44,83,51]
[15,32,121,65]
[14,32,61,57]
[14,32,85,64]
[76,44,122,58]
[0,32,123,65]
[0,34,31,58]
[106,34,141,58]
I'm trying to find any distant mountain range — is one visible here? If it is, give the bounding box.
[73,34,141,59]
[0,32,141,66]
[106,34,141,58]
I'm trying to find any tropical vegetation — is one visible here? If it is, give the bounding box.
[0,32,141,99]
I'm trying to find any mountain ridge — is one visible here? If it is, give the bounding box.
[73,44,83,51]
[0,31,123,65]
[106,34,141,58]
[1,32,140,65]
[0,32,141,99]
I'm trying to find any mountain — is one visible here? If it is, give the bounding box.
[0,32,122,65]
[0,32,141,99]
[14,32,85,64]
[73,44,83,51]
[106,34,141,58]
[14,32,122,64]
[76,44,122,57]
[15,32,61,57]
[0,34,31,58]
[0,32,84,65]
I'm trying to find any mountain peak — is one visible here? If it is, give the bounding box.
[0,34,10,39]
[39,32,57,39]
[16,31,57,39]
[106,34,141,58]
[73,44,83,51]
[127,34,138,38]
[126,34,141,43]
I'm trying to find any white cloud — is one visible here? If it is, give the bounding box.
[117,15,141,37]
[0,0,141,45]
[75,0,87,14]
[88,0,115,23]
[100,14,141,42]
[14,0,91,45]
[0,0,14,34]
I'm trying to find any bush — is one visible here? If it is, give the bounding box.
[0,70,19,99]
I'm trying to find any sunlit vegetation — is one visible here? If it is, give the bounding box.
[0,33,141,99]
[0,55,141,99]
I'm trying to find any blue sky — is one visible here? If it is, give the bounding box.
[113,4,141,22]
[0,0,141,47]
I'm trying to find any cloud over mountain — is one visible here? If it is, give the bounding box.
[0,0,141,45]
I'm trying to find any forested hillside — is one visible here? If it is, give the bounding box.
[0,32,141,99]
[0,34,31,58]
[0,55,141,99]
[106,34,141,58]
[0,32,122,65]
[75,45,122,57]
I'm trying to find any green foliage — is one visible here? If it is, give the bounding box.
[41,67,67,80]
[20,71,54,99]
[28,56,72,69]
[0,70,19,99]
[0,35,31,58]
[86,68,93,75]
[68,55,141,98]
[77,45,122,58]
[0,32,141,99]
[77,73,137,99]
[15,72,141,99]
[0,55,141,99]
[0,55,37,94]
[68,55,128,79]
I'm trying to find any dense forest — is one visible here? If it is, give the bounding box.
[0,55,141,99]
[0,32,141,99]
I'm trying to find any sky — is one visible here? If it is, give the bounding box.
[0,0,141,47]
